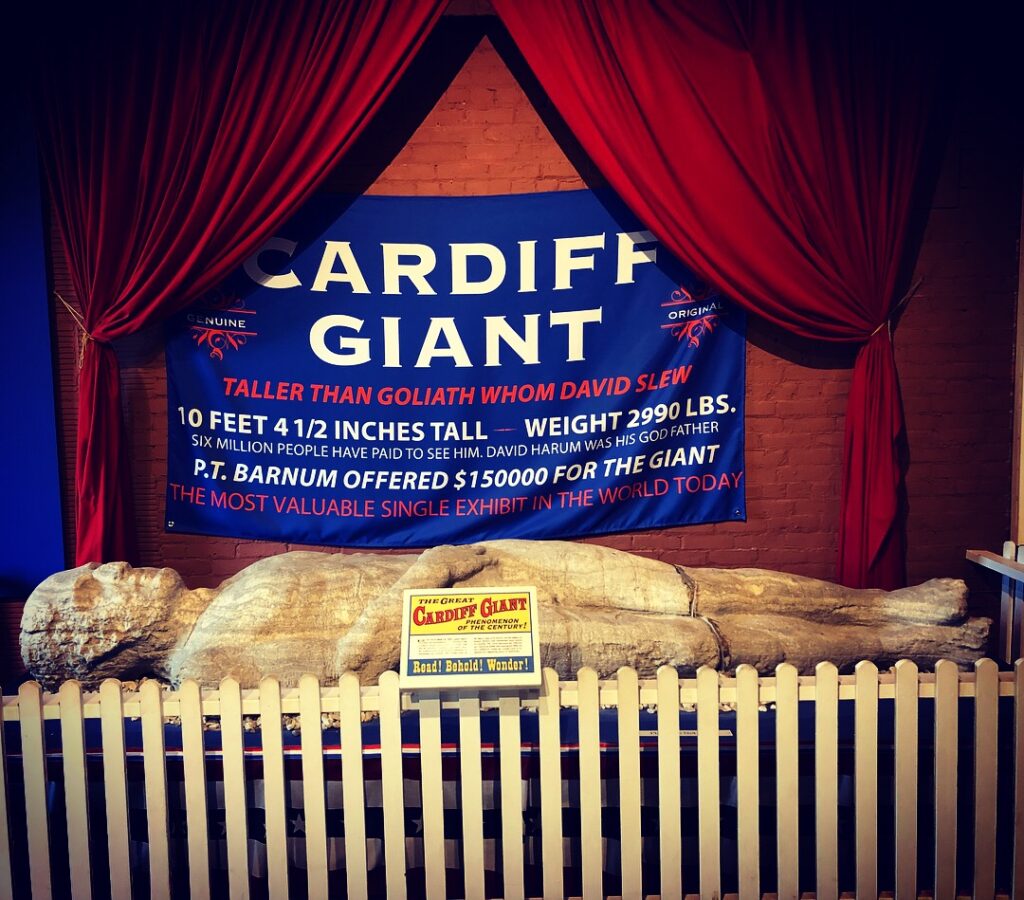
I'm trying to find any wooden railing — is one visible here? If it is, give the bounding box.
[1,662,1021,899]
[967,541,1024,663]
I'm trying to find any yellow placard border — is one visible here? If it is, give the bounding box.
[398,585,541,690]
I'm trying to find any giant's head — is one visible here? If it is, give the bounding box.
[20,561,208,687]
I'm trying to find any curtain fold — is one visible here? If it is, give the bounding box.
[36,0,447,566]
[492,0,947,587]
[840,329,907,589]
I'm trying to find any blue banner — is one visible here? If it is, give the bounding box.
[165,190,745,547]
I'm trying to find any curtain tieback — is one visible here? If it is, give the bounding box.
[55,292,95,367]
[869,277,924,340]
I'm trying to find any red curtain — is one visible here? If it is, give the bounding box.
[36,0,446,566]
[492,0,948,587]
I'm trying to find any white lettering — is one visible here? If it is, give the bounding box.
[311,241,370,293]
[309,315,369,365]
[554,233,605,290]
[484,315,540,366]
[382,243,437,295]
[243,237,301,289]
[382,316,401,369]
[518,239,537,293]
[451,243,506,294]
[550,307,603,361]
[415,318,471,368]
[616,230,658,284]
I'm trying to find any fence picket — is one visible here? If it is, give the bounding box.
[539,667,564,900]
[696,667,721,900]
[776,663,799,900]
[0,684,13,900]
[933,659,959,900]
[578,667,603,899]
[218,677,249,900]
[339,672,369,900]
[855,661,879,900]
[257,677,288,900]
[379,670,407,898]
[499,695,525,900]
[893,660,919,900]
[58,681,92,900]
[814,662,838,900]
[735,665,760,900]
[178,679,210,900]
[418,692,447,900]
[140,681,171,900]
[19,682,51,900]
[459,694,486,900]
[99,679,131,900]
[616,667,643,900]
[299,674,329,896]
[1014,659,1024,899]
[178,679,209,896]
[973,658,999,900]
[657,666,683,900]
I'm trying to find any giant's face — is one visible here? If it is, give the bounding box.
[21,561,193,687]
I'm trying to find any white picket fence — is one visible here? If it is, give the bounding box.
[1,661,1022,899]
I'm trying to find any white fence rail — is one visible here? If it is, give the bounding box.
[1,660,1021,899]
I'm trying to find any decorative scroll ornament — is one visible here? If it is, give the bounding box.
[660,282,721,349]
[661,314,720,348]
[191,327,249,360]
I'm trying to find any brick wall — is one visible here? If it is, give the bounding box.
[37,16,1024,619]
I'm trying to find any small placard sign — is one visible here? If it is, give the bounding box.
[399,586,541,690]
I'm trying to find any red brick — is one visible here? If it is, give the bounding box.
[388,162,438,181]
[410,143,473,165]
